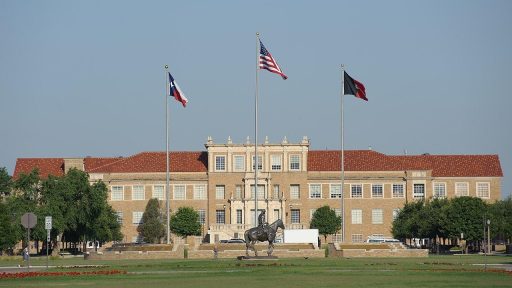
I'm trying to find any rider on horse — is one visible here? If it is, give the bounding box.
[258,210,269,235]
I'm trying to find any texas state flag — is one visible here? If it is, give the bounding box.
[168,72,188,107]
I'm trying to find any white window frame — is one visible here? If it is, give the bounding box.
[236,209,243,224]
[334,208,342,217]
[351,184,363,198]
[250,185,265,200]
[132,185,145,201]
[392,208,400,220]
[216,210,225,224]
[152,185,165,200]
[372,209,384,224]
[198,209,206,224]
[309,184,322,199]
[476,182,490,198]
[291,209,300,224]
[413,183,425,199]
[433,182,446,199]
[272,185,280,199]
[215,155,226,171]
[233,155,245,172]
[193,185,207,200]
[289,155,301,171]
[215,185,225,200]
[252,155,263,171]
[271,154,282,171]
[371,184,383,198]
[132,211,143,225]
[330,184,342,198]
[235,185,243,199]
[455,182,469,197]
[392,183,405,198]
[173,185,186,200]
[290,184,300,199]
[351,234,363,243]
[116,211,123,224]
[351,209,362,224]
[111,186,124,201]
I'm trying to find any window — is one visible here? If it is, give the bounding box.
[194,185,206,200]
[132,185,145,200]
[116,211,123,224]
[252,155,263,171]
[132,212,143,225]
[332,234,342,243]
[273,185,280,199]
[271,155,282,171]
[392,208,400,220]
[372,209,383,224]
[235,185,243,199]
[477,182,490,198]
[274,209,280,220]
[236,209,243,224]
[351,234,363,243]
[174,185,186,200]
[290,184,300,199]
[334,208,342,217]
[289,155,300,171]
[392,184,404,198]
[433,183,446,198]
[351,209,362,224]
[215,156,226,171]
[413,183,425,199]
[198,209,206,224]
[330,184,342,198]
[216,210,225,224]
[251,185,265,199]
[153,185,165,200]
[291,209,300,224]
[309,184,322,199]
[215,185,225,199]
[233,155,245,171]
[351,184,362,198]
[111,186,124,201]
[455,182,469,197]
[372,184,383,198]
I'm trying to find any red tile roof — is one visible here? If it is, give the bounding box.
[308,150,503,177]
[13,158,65,179]
[86,152,208,173]
[13,150,502,179]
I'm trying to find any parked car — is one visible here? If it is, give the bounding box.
[227,238,245,243]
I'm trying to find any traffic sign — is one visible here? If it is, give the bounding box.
[21,213,37,229]
[45,216,52,230]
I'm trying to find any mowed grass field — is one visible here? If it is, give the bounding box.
[1,255,511,287]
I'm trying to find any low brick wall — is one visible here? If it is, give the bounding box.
[328,243,428,258]
[86,244,185,260]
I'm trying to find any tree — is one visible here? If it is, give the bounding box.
[0,202,17,253]
[392,200,424,244]
[489,197,512,244]
[310,205,341,242]
[443,196,487,243]
[0,167,12,199]
[137,198,165,243]
[169,207,201,238]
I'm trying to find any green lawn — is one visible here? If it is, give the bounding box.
[1,255,511,287]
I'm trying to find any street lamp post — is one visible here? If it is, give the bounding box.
[487,219,491,254]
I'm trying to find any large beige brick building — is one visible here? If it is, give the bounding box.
[13,136,503,244]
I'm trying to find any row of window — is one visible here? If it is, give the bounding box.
[111,185,207,201]
[111,182,491,201]
[215,154,301,172]
[350,208,400,225]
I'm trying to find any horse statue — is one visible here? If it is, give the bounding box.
[244,218,285,257]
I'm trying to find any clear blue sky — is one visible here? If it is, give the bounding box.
[1,0,510,198]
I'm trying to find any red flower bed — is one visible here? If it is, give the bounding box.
[0,269,127,279]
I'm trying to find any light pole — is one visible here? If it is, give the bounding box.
[487,219,491,254]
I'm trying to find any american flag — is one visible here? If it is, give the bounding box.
[259,40,287,80]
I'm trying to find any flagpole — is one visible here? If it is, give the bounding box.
[254,32,260,226]
[340,64,345,243]
[165,64,171,245]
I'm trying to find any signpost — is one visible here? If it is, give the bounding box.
[45,216,52,270]
[21,212,37,272]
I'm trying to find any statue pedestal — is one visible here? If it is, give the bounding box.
[237,256,278,260]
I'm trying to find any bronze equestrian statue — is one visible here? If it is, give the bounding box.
[244,211,285,257]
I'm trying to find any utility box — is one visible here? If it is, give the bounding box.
[283,229,319,247]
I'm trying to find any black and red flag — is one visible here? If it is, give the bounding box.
[344,71,367,101]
